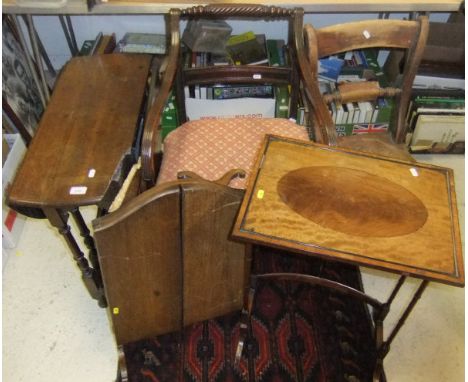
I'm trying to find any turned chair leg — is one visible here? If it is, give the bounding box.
[116,346,128,382]
[235,275,257,364]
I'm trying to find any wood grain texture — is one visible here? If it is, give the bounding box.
[336,133,414,162]
[277,166,428,237]
[141,11,180,188]
[93,183,182,345]
[8,54,151,210]
[315,19,419,57]
[323,81,401,104]
[182,182,246,326]
[233,135,464,287]
[93,179,246,345]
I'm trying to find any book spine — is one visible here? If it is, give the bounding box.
[344,103,354,124]
[266,39,286,67]
[226,31,256,46]
[161,91,179,141]
[266,40,281,67]
[275,86,290,118]
[362,50,388,88]
[375,98,393,124]
[352,102,360,124]
[277,41,286,66]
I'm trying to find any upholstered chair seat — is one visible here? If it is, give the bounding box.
[157,118,309,189]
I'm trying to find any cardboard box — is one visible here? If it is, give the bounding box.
[2,134,27,249]
[422,21,464,65]
[185,97,275,121]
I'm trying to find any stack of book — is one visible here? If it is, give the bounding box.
[385,20,465,154]
[181,29,270,68]
[413,21,464,92]
[181,24,291,120]
[225,32,268,66]
[79,32,116,55]
[307,49,393,136]
[182,19,232,54]
[405,91,465,153]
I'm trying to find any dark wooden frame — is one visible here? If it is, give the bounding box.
[140,4,307,189]
[2,15,44,145]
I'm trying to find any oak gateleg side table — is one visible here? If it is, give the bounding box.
[232,135,464,380]
[6,54,152,307]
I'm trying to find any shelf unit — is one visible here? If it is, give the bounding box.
[2,0,464,14]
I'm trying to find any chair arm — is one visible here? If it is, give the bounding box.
[141,9,181,190]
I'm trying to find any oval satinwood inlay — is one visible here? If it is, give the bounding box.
[277,166,428,237]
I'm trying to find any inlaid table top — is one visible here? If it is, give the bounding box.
[232,135,464,286]
[7,53,152,211]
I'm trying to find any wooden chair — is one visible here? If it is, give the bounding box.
[297,16,429,160]
[92,5,311,379]
[139,4,309,191]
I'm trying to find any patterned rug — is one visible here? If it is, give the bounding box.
[123,246,376,382]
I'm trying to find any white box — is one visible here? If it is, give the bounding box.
[2,134,27,249]
[185,97,276,121]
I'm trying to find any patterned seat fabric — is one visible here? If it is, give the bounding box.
[157,118,309,189]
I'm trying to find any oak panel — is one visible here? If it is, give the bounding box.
[93,179,247,345]
[182,183,246,326]
[93,184,182,345]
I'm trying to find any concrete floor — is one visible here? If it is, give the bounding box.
[2,154,464,382]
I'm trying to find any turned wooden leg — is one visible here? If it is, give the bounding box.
[70,208,107,307]
[70,208,99,268]
[235,274,257,365]
[43,208,101,303]
[117,346,129,382]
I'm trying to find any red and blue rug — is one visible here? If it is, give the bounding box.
[123,246,376,381]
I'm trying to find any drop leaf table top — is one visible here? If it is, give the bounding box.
[7,54,152,211]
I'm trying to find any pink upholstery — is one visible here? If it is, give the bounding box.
[157,118,309,189]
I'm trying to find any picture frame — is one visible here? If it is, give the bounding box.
[2,16,44,143]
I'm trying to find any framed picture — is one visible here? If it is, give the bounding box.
[2,16,44,142]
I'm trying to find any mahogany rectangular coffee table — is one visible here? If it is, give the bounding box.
[7,53,152,306]
[232,135,464,378]
[233,135,464,287]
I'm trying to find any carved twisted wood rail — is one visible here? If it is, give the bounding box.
[181,4,295,17]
